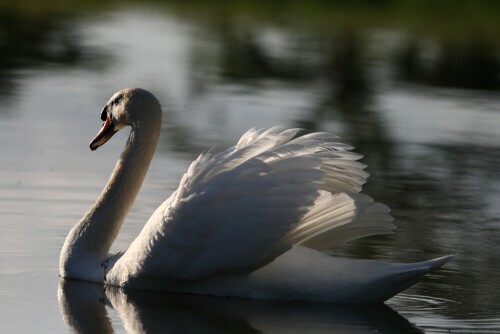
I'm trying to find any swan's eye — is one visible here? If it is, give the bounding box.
[111,95,123,106]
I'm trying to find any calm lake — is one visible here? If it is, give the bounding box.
[1,1,500,333]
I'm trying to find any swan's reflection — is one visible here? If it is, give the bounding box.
[59,278,422,333]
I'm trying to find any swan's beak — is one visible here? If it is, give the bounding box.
[90,116,116,151]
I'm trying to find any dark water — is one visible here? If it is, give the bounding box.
[1,1,500,333]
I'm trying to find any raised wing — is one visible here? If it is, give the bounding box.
[114,126,394,284]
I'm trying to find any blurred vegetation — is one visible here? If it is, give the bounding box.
[159,0,500,89]
[163,0,500,40]
[1,0,500,38]
[0,0,109,97]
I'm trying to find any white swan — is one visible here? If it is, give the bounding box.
[60,88,452,303]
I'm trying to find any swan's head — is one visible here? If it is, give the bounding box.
[90,88,162,150]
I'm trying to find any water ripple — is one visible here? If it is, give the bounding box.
[389,294,500,333]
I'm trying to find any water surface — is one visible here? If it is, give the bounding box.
[1,2,500,333]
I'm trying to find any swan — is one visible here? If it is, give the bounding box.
[60,88,452,303]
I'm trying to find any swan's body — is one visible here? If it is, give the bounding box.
[60,88,452,303]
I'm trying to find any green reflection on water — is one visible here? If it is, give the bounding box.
[1,0,500,93]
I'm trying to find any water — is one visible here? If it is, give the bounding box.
[1,1,500,333]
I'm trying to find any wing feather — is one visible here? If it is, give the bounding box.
[114,127,394,284]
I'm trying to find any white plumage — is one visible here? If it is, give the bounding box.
[60,88,452,303]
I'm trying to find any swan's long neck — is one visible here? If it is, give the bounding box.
[60,121,161,280]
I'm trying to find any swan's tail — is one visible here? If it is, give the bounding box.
[360,254,455,303]
[264,246,454,303]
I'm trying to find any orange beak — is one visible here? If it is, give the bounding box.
[89,116,116,151]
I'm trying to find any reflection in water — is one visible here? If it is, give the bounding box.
[58,279,422,334]
[218,27,315,82]
[0,3,109,103]
[397,38,500,90]
[59,280,114,333]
